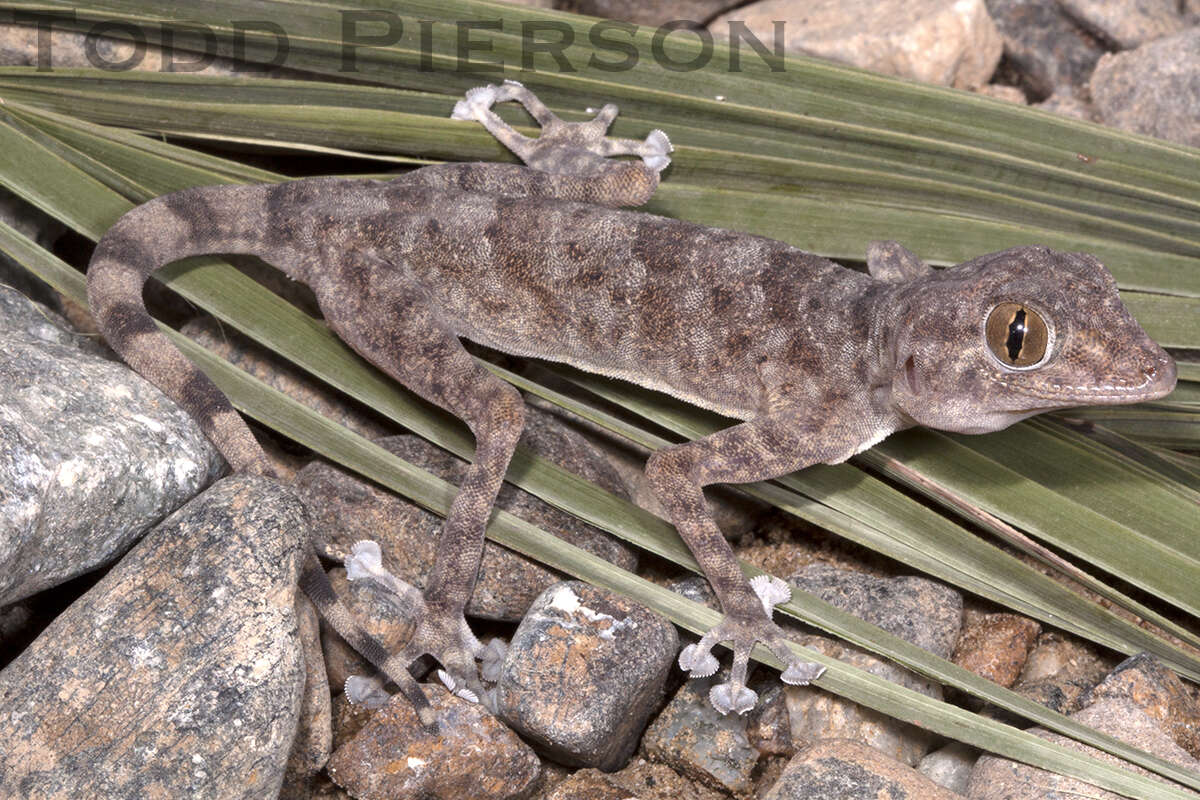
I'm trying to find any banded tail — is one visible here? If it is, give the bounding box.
[88,184,438,728]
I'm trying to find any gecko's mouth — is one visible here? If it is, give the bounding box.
[1008,350,1177,406]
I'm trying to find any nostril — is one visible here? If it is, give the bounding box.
[1143,363,1157,379]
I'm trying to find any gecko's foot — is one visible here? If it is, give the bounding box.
[343,541,487,709]
[450,80,673,173]
[678,575,825,715]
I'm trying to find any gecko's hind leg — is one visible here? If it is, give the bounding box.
[451,80,673,174]
[312,252,526,714]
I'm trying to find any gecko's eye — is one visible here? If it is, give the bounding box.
[985,303,1049,368]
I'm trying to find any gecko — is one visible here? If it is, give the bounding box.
[86,81,1177,725]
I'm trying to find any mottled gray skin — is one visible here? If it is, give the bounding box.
[86,82,1176,725]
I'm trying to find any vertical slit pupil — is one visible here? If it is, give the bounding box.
[1005,308,1027,362]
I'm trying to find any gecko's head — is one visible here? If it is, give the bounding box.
[887,246,1175,434]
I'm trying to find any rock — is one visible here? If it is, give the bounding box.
[976,84,1027,103]
[0,191,65,310]
[329,690,378,753]
[918,741,977,795]
[968,655,1200,800]
[326,687,541,800]
[280,596,334,800]
[1035,91,1100,122]
[555,760,728,800]
[297,417,637,622]
[525,393,767,541]
[1090,29,1200,146]
[763,739,966,799]
[748,685,797,757]
[789,563,963,658]
[0,474,308,798]
[951,610,1040,688]
[641,672,759,794]
[0,287,224,606]
[782,636,939,766]
[984,0,1105,98]
[560,0,741,26]
[182,316,390,443]
[498,581,677,771]
[0,21,298,75]
[1058,0,1185,49]
[1012,631,1112,715]
[710,0,1003,89]
[1083,653,1200,758]
[319,566,419,693]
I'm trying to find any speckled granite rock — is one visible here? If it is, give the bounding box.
[764,739,966,799]
[790,563,963,658]
[0,287,223,607]
[642,671,759,794]
[1058,0,1185,49]
[918,742,977,795]
[985,0,1104,98]
[710,0,1003,88]
[526,393,766,541]
[0,474,307,798]
[0,21,299,75]
[326,687,541,800]
[968,655,1200,799]
[498,581,677,771]
[583,759,730,800]
[1084,653,1200,758]
[748,685,797,757]
[783,636,939,766]
[297,418,637,622]
[1090,28,1200,146]
[1011,631,1112,714]
[560,0,741,26]
[1035,91,1100,122]
[951,610,1040,688]
[0,194,65,309]
[182,315,389,442]
[280,595,334,800]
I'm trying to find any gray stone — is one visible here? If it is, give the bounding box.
[1058,0,1185,49]
[1035,91,1100,122]
[297,416,638,622]
[498,581,678,771]
[710,0,1003,89]
[525,392,768,540]
[968,655,1200,799]
[790,563,963,658]
[0,21,300,75]
[918,741,977,795]
[560,0,741,26]
[0,474,308,798]
[326,687,542,800]
[985,0,1105,98]
[1083,653,1200,759]
[764,739,966,799]
[783,636,939,766]
[0,191,65,310]
[1012,631,1113,715]
[280,595,334,800]
[183,315,389,443]
[641,671,758,795]
[1090,28,1200,146]
[0,287,223,606]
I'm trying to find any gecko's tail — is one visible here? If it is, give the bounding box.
[87,183,277,476]
[89,185,440,728]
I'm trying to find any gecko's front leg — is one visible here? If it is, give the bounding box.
[644,404,882,713]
